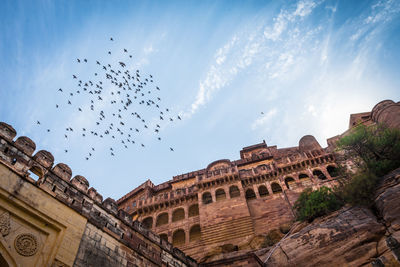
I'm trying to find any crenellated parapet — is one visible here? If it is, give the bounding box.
[0,121,197,266]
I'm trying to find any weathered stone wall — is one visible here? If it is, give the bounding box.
[74,223,159,267]
[125,141,339,262]
[263,167,400,267]
[0,163,87,267]
[0,122,197,267]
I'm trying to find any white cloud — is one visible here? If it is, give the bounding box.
[251,108,278,130]
[293,0,318,17]
[144,45,154,55]
[186,1,322,118]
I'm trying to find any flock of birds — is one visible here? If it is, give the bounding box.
[36,37,179,160]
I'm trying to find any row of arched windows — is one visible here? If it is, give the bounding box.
[201,183,284,204]
[159,224,201,246]
[142,204,200,229]
[244,183,283,200]
[203,166,339,203]
[142,166,340,227]
[202,185,240,205]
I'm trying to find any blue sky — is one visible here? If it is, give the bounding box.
[1,0,399,199]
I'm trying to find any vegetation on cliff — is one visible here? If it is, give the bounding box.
[338,124,400,176]
[294,124,400,222]
[293,187,342,222]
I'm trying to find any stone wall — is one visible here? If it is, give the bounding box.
[0,121,196,267]
[123,139,340,262]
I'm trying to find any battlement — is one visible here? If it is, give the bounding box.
[0,122,197,266]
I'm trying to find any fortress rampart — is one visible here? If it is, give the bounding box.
[0,122,196,266]
[0,99,399,266]
[117,99,400,263]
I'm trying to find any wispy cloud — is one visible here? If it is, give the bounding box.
[251,108,277,130]
[186,0,322,118]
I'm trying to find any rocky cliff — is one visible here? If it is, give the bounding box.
[261,168,400,267]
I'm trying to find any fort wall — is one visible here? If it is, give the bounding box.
[118,99,400,263]
[0,122,196,267]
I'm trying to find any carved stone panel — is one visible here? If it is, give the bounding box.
[0,211,10,236]
[14,233,38,257]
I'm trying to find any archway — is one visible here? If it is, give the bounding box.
[215,188,226,201]
[258,185,269,197]
[229,185,240,198]
[313,169,327,180]
[327,165,339,177]
[188,204,199,217]
[245,189,256,200]
[156,212,168,227]
[284,177,295,189]
[271,182,282,193]
[189,225,201,242]
[172,208,185,222]
[172,229,186,246]
[202,192,212,204]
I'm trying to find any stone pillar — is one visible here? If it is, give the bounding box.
[225,185,231,199]
[185,225,190,245]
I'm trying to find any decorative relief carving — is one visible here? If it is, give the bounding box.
[0,211,10,236]
[14,233,38,256]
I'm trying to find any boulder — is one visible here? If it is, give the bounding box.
[267,206,385,266]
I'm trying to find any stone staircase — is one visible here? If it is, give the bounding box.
[202,216,254,245]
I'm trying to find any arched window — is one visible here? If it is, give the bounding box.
[189,224,201,242]
[285,177,295,189]
[299,173,309,180]
[142,217,153,229]
[215,188,226,201]
[172,229,185,246]
[271,182,282,193]
[202,192,212,204]
[313,169,326,180]
[229,185,240,198]
[245,189,256,200]
[189,204,199,217]
[258,185,269,197]
[172,208,185,222]
[327,165,339,177]
[159,233,168,242]
[156,212,168,227]
[299,173,311,186]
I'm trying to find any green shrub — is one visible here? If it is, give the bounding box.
[338,171,379,207]
[337,124,400,176]
[294,187,343,222]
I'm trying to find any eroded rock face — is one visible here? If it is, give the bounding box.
[267,206,385,266]
[375,168,400,232]
[265,168,400,267]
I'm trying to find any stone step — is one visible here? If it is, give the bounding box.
[201,217,254,244]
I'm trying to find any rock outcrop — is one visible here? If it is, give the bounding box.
[263,168,400,267]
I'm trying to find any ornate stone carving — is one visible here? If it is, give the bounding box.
[0,211,10,236]
[14,233,38,256]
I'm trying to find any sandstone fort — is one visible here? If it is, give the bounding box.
[1,99,400,266]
